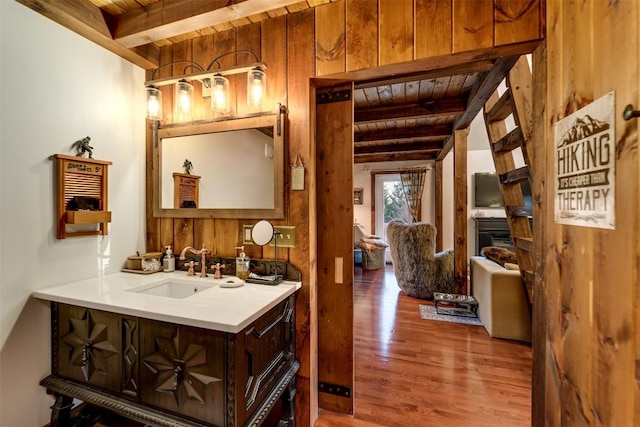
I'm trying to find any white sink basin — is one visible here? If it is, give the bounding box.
[128,278,213,299]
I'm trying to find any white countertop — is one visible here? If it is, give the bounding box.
[32,272,301,334]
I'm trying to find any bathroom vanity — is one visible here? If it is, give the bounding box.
[32,272,301,427]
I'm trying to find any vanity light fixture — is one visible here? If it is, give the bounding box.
[146,86,162,120]
[211,74,230,115]
[144,50,267,121]
[247,67,266,112]
[175,79,194,122]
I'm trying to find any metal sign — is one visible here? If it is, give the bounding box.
[554,91,616,229]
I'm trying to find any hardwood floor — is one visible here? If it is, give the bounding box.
[315,265,532,427]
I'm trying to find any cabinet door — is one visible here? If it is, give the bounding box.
[56,304,123,393]
[241,296,295,420]
[139,319,225,426]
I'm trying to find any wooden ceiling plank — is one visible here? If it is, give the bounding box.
[405,81,420,104]
[354,140,443,154]
[355,125,452,142]
[353,59,494,90]
[17,0,159,69]
[355,152,437,163]
[113,0,304,48]
[286,1,311,13]
[355,96,467,124]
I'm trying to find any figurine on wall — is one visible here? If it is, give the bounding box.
[72,136,93,158]
[183,158,193,174]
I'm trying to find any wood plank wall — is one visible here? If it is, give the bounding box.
[536,1,639,425]
[144,1,544,423]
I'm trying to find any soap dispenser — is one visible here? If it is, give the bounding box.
[235,246,250,280]
[163,245,175,272]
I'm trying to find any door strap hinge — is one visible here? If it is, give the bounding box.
[318,381,351,398]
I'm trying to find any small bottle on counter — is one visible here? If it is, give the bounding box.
[163,245,175,272]
[235,246,250,280]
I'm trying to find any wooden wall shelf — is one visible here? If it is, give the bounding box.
[65,210,112,224]
[53,154,112,239]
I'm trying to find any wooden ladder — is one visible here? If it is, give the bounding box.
[483,56,534,315]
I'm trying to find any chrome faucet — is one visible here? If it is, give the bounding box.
[179,244,209,278]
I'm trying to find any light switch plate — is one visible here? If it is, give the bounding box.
[242,225,296,248]
[273,226,296,248]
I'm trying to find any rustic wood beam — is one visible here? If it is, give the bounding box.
[454,56,520,130]
[354,151,437,163]
[436,136,453,161]
[113,0,306,48]
[355,125,451,143]
[453,127,469,294]
[354,140,443,155]
[17,0,160,69]
[435,55,520,160]
[353,60,494,90]
[355,97,467,125]
[435,160,443,252]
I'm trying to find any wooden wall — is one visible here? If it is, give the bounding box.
[144,1,545,423]
[534,1,639,425]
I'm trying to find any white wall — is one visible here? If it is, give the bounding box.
[0,2,146,425]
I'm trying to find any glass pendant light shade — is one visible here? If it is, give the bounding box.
[174,79,194,122]
[211,74,230,115]
[247,67,266,112]
[146,86,162,120]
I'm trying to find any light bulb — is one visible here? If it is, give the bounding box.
[146,86,162,120]
[174,80,193,122]
[247,68,266,111]
[211,74,229,114]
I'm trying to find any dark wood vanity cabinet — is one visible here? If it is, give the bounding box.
[43,295,298,427]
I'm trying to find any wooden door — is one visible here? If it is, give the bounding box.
[315,83,354,414]
[534,1,640,425]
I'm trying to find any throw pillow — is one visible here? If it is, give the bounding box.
[481,246,517,267]
[504,262,520,270]
[361,237,389,248]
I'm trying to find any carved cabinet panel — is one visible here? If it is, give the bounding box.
[55,304,128,395]
[139,319,225,426]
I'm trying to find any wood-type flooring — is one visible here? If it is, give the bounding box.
[315,265,532,427]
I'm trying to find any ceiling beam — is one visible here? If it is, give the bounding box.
[354,140,443,155]
[454,56,520,130]
[355,97,466,125]
[17,0,159,69]
[355,125,452,143]
[354,60,495,90]
[437,55,520,160]
[355,151,437,164]
[113,0,307,48]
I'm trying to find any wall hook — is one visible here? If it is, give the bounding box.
[622,104,640,121]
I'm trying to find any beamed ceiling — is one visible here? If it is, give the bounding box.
[19,0,518,163]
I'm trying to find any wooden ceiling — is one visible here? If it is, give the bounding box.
[19,0,517,164]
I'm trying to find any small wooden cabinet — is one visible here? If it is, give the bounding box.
[53,154,112,239]
[43,296,298,427]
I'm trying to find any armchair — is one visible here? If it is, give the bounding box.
[386,220,455,299]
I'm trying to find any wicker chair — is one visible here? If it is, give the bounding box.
[386,220,455,299]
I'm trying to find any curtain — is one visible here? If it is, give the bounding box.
[400,167,427,223]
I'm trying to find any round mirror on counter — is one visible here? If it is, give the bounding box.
[247,220,283,285]
[252,219,274,246]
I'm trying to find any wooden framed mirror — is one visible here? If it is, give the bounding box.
[153,114,284,219]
